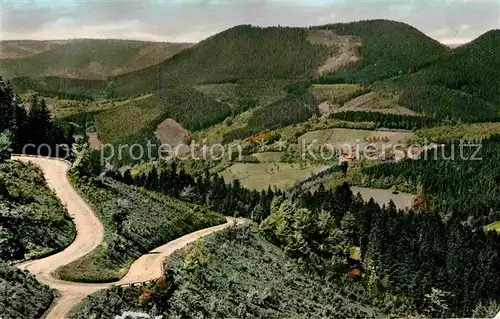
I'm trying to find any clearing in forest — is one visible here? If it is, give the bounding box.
[221,163,323,190]
[307,30,362,75]
[350,186,414,209]
[155,118,190,146]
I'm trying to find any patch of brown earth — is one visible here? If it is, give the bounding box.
[318,101,339,118]
[155,118,190,146]
[307,30,362,75]
[87,133,103,150]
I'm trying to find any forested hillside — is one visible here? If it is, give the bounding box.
[0,77,77,158]
[314,19,449,84]
[8,20,499,152]
[0,39,192,79]
[3,17,500,319]
[70,172,500,317]
[389,30,500,121]
[363,135,500,227]
[109,25,331,96]
[0,161,72,318]
[69,225,382,319]
[10,20,451,100]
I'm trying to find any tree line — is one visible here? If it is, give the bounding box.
[106,162,280,221]
[330,111,439,130]
[0,77,76,158]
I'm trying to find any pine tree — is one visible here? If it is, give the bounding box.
[10,99,28,152]
[0,77,15,132]
[28,96,53,147]
[0,132,12,163]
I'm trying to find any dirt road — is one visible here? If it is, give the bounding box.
[12,156,244,318]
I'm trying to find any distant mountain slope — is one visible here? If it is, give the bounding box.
[9,20,454,99]
[111,21,451,97]
[314,19,450,84]
[109,25,332,96]
[392,30,500,121]
[0,40,67,59]
[0,39,193,79]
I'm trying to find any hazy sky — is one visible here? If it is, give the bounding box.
[2,0,499,44]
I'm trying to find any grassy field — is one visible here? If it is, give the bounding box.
[485,221,500,232]
[39,93,154,119]
[221,162,324,190]
[298,128,415,151]
[252,152,284,163]
[331,91,418,116]
[313,83,367,105]
[94,97,161,145]
[188,107,256,144]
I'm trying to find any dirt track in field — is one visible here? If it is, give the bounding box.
[12,156,243,318]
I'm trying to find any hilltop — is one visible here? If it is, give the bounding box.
[110,20,449,96]
[314,19,449,84]
[0,39,192,79]
[389,29,500,121]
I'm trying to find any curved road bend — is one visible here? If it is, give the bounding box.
[12,156,245,318]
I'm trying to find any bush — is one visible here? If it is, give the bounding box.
[0,263,54,319]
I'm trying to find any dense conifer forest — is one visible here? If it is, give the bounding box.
[313,19,449,84]
[363,135,500,227]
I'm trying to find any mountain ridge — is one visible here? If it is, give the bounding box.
[0,39,194,79]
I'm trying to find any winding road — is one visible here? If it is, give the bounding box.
[12,156,242,319]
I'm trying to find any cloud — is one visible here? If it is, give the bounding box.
[2,0,499,44]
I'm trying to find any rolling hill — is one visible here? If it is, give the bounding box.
[0,40,66,59]
[0,39,193,79]
[390,29,500,121]
[107,20,452,97]
[313,19,450,84]
[11,20,449,98]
